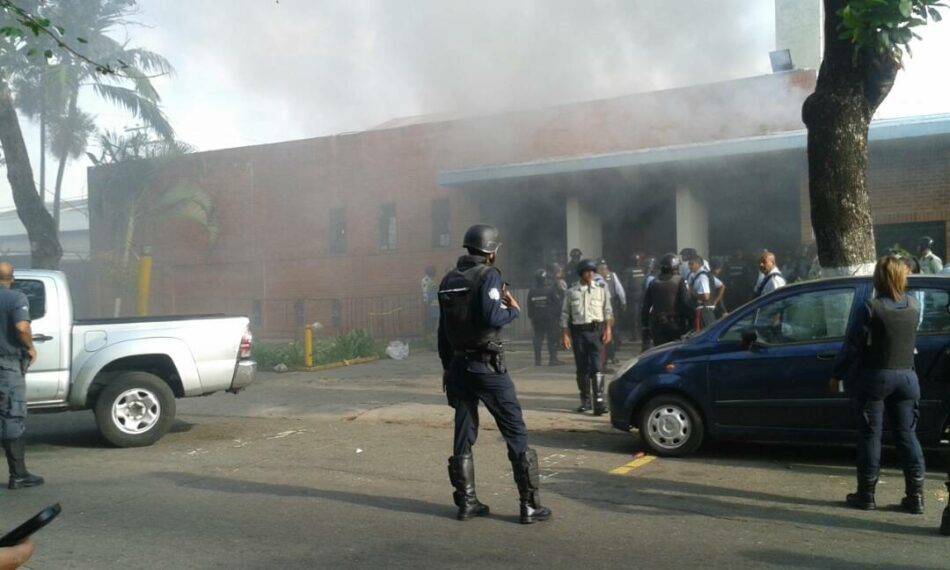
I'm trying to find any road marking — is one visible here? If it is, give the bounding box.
[610,455,656,475]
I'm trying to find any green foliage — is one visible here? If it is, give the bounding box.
[838,0,948,62]
[0,0,126,75]
[253,331,381,369]
[315,330,379,365]
[252,341,305,369]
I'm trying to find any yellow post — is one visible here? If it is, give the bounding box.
[304,327,314,368]
[136,250,153,317]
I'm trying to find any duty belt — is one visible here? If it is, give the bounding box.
[571,322,603,332]
[454,350,494,363]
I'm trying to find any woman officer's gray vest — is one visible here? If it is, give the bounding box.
[864,296,920,370]
[438,262,502,352]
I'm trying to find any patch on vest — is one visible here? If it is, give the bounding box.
[488,288,501,301]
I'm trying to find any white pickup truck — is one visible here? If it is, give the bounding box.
[16,270,257,447]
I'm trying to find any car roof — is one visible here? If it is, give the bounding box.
[779,274,948,292]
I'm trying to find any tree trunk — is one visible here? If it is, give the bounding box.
[0,74,62,269]
[801,0,899,276]
[52,93,78,231]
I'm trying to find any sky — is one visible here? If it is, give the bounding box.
[2,0,948,210]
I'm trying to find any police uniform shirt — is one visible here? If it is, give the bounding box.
[920,252,944,275]
[688,272,722,296]
[755,269,786,296]
[0,288,30,371]
[560,280,613,329]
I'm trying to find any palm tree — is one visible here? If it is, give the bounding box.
[39,0,174,230]
[90,130,216,316]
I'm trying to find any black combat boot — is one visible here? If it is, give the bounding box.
[592,373,607,416]
[845,477,877,510]
[447,455,489,521]
[941,480,950,535]
[511,448,552,525]
[575,374,590,413]
[3,439,44,490]
[900,475,925,515]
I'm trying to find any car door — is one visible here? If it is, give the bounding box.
[906,284,950,440]
[12,276,69,403]
[708,286,859,433]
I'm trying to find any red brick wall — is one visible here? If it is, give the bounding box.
[89,72,817,338]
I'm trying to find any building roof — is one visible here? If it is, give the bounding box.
[438,113,950,186]
[0,198,89,237]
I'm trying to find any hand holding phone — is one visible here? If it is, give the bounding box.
[0,504,61,548]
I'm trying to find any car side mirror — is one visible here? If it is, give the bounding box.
[739,329,758,351]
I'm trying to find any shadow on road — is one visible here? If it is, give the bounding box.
[25,413,194,449]
[543,466,935,537]
[153,471,456,521]
[741,548,942,569]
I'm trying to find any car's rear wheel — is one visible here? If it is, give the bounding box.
[638,394,704,457]
[94,372,176,448]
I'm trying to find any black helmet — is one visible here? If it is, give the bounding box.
[576,258,597,276]
[569,248,583,259]
[919,236,934,251]
[679,247,697,259]
[463,224,501,254]
[642,256,657,272]
[548,262,563,275]
[534,269,548,285]
[659,253,680,274]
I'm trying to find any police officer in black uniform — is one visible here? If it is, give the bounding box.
[0,262,44,491]
[527,269,562,366]
[623,254,646,342]
[641,254,689,345]
[438,225,552,525]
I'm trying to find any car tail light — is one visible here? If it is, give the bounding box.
[239,328,253,359]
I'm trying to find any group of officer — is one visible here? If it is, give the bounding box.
[434,224,950,525]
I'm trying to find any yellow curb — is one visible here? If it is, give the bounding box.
[294,356,379,372]
[609,454,657,476]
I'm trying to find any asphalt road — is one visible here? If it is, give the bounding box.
[4,347,950,569]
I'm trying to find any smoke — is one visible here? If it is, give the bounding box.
[136,0,775,143]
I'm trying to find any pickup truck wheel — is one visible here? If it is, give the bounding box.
[638,395,704,457]
[94,372,176,448]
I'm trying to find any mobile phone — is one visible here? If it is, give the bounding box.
[0,503,62,547]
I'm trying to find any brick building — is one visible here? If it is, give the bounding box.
[87,69,950,339]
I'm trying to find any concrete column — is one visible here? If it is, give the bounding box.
[565,195,602,260]
[675,186,709,256]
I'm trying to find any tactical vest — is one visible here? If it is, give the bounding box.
[626,269,646,301]
[438,264,502,351]
[865,296,920,370]
[527,285,555,320]
[649,274,684,317]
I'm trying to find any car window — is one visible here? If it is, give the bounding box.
[909,288,950,335]
[11,279,47,321]
[720,288,855,345]
[720,312,754,342]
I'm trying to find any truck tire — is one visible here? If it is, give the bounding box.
[638,394,704,457]
[94,372,176,448]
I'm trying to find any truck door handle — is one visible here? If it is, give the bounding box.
[32,334,53,342]
[816,350,837,361]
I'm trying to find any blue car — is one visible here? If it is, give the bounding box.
[608,275,950,457]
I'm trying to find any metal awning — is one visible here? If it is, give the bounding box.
[438,114,950,187]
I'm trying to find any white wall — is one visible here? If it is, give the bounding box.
[775,0,823,70]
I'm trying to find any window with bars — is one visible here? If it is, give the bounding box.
[379,203,397,250]
[432,199,450,248]
[329,207,346,254]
